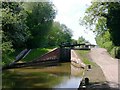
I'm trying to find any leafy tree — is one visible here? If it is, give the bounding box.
[95,31,113,52]
[47,22,73,47]
[95,17,107,36]
[80,2,120,46]
[23,2,56,48]
[106,2,120,46]
[2,2,30,49]
[71,39,77,45]
[61,24,73,43]
[47,22,61,46]
[2,2,30,66]
[77,36,87,44]
[80,1,120,58]
[1,2,56,65]
[1,31,14,65]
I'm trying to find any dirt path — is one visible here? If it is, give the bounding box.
[89,48,119,88]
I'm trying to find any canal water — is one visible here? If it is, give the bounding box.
[2,62,83,88]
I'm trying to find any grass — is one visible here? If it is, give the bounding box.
[2,47,54,67]
[22,48,54,62]
[75,50,94,66]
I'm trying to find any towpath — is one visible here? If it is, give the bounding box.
[89,48,119,88]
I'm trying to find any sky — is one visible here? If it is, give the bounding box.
[51,0,97,45]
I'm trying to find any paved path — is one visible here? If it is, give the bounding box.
[89,48,119,88]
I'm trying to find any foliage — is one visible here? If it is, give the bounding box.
[23,2,56,48]
[47,22,73,47]
[81,1,120,58]
[2,2,56,49]
[2,2,30,48]
[95,31,113,52]
[2,31,15,65]
[106,2,120,46]
[77,36,88,44]
[80,2,107,29]
[95,17,107,36]
[61,24,73,43]
[2,2,74,66]
[80,2,120,46]
[2,2,56,65]
[47,22,62,46]
[71,39,77,45]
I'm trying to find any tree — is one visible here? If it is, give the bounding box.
[46,22,73,47]
[106,2,120,46]
[80,2,120,46]
[2,2,30,49]
[61,24,73,43]
[71,39,77,45]
[77,36,87,44]
[23,2,56,48]
[80,1,120,58]
[1,2,56,65]
[2,31,14,65]
[95,31,113,52]
[47,22,61,46]
[2,2,30,66]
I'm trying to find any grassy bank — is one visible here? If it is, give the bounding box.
[75,50,94,66]
[21,48,54,62]
[75,50,107,88]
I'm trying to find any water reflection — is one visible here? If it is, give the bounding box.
[54,76,82,88]
[54,64,83,88]
[71,64,83,76]
[2,62,83,88]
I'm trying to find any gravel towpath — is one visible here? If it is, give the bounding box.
[89,48,119,88]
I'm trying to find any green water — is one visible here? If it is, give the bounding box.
[2,62,83,89]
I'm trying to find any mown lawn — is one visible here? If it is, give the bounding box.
[75,50,94,66]
[22,48,54,62]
